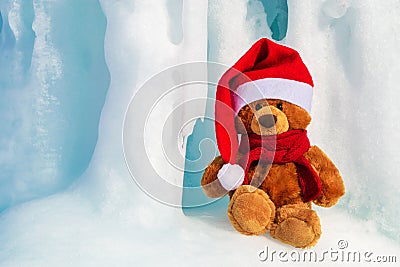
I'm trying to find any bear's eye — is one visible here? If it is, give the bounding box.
[277,103,283,110]
[255,103,262,111]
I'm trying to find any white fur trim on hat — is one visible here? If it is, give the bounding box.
[217,163,245,191]
[232,78,313,114]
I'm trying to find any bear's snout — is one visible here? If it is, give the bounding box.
[250,104,289,135]
[259,114,277,128]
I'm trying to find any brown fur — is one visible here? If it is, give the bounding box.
[235,99,311,135]
[228,185,275,235]
[201,156,227,198]
[305,146,345,207]
[270,203,321,248]
[201,99,344,248]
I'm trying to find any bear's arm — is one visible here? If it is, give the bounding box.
[201,156,228,198]
[304,145,345,207]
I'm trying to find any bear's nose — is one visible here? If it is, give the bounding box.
[259,114,277,128]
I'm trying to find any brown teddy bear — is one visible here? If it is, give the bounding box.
[201,38,345,248]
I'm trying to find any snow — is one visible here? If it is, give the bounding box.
[0,0,399,266]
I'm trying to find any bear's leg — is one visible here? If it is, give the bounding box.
[270,203,321,248]
[227,185,275,235]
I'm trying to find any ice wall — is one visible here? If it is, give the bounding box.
[0,0,109,212]
[258,0,288,40]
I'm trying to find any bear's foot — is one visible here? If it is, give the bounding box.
[270,203,321,248]
[227,185,275,235]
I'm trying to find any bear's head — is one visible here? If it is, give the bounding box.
[235,99,311,136]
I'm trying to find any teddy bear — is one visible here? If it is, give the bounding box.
[201,38,345,248]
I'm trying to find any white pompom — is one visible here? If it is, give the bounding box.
[217,163,245,191]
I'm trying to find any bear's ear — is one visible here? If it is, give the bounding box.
[235,115,247,134]
[284,102,312,129]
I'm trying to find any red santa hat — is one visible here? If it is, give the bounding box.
[215,38,314,190]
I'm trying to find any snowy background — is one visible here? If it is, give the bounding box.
[0,0,400,266]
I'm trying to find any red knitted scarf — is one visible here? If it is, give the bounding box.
[238,129,321,202]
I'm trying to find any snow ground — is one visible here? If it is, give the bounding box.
[0,191,399,266]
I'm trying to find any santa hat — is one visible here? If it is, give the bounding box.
[215,38,314,190]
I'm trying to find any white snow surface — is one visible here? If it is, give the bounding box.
[0,0,400,266]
